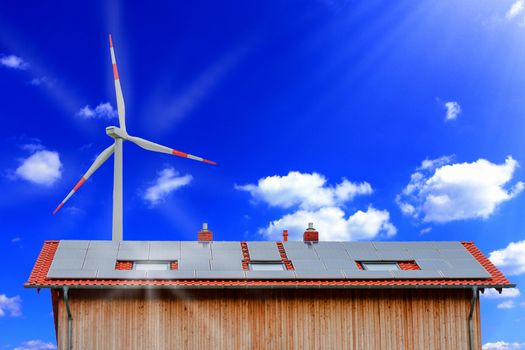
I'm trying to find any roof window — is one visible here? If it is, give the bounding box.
[361,262,399,271]
[134,262,171,271]
[249,262,285,271]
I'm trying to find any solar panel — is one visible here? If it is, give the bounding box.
[85,249,118,260]
[44,239,495,283]
[433,241,465,249]
[285,250,318,260]
[246,242,281,260]
[147,270,195,279]
[294,270,345,279]
[149,241,180,254]
[82,258,116,270]
[313,243,350,259]
[177,260,211,270]
[117,249,149,260]
[119,241,150,250]
[438,249,472,259]
[292,259,326,271]
[50,258,85,270]
[392,270,443,279]
[96,270,148,279]
[89,240,120,249]
[408,249,442,259]
[196,270,246,279]
[211,251,244,260]
[282,242,318,260]
[245,270,296,279]
[180,243,212,259]
[47,269,97,279]
[282,242,312,249]
[57,240,90,249]
[211,242,242,250]
[376,250,413,261]
[415,259,452,270]
[181,242,212,250]
[148,241,180,260]
[54,248,88,259]
[344,242,375,249]
[440,269,491,279]
[445,258,485,269]
[323,259,359,270]
[148,250,181,260]
[345,249,381,261]
[210,259,243,270]
[373,242,414,250]
[343,270,394,279]
[373,242,436,250]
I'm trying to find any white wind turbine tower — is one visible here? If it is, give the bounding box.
[53,35,216,241]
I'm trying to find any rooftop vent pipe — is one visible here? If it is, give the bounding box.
[198,222,213,241]
[303,222,319,242]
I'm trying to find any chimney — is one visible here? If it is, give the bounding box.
[198,223,213,241]
[283,230,288,242]
[303,222,319,242]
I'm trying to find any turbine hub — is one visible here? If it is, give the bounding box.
[106,126,127,140]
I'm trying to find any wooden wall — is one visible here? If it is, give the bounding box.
[56,288,481,350]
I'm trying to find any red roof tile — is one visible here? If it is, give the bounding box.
[25,241,514,289]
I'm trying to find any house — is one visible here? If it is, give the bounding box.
[25,224,514,350]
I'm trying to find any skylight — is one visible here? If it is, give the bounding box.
[361,262,399,271]
[134,262,170,271]
[249,262,285,271]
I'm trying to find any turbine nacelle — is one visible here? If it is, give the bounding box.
[106,126,128,140]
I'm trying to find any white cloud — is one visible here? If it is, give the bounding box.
[144,167,192,206]
[489,240,525,276]
[0,54,27,69]
[13,340,56,350]
[444,101,461,120]
[238,172,394,241]
[397,156,524,223]
[30,76,53,87]
[497,300,516,309]
[76,102,117,120]
[20,143,45,152]
[506,0,525,20]
[236,172,372,210]
[15,150,62,186]
[0,294,21,317]
[259,206,396,241]
[11,237,21,243]
[482,288,520,299]
[419,227,432,235]
[420,155,454,170]
[483,341,525,350]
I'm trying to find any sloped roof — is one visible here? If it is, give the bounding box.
[25,240,514,289]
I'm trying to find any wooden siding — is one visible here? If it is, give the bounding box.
[56,288,481,350]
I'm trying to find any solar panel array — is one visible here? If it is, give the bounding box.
[46,240,491,280]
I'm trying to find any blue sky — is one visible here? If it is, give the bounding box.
[1,0,525,348]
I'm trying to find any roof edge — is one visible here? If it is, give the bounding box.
[25,283,516,290]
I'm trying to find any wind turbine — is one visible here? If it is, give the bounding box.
[53,35,216,241]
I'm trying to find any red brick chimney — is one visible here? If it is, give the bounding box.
[198,223,213,241]
[303,222,318,242]
[283,230,288,242]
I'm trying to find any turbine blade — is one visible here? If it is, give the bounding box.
[109,34,126,132]
[53,144,115,215]
[128,136,217,165]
